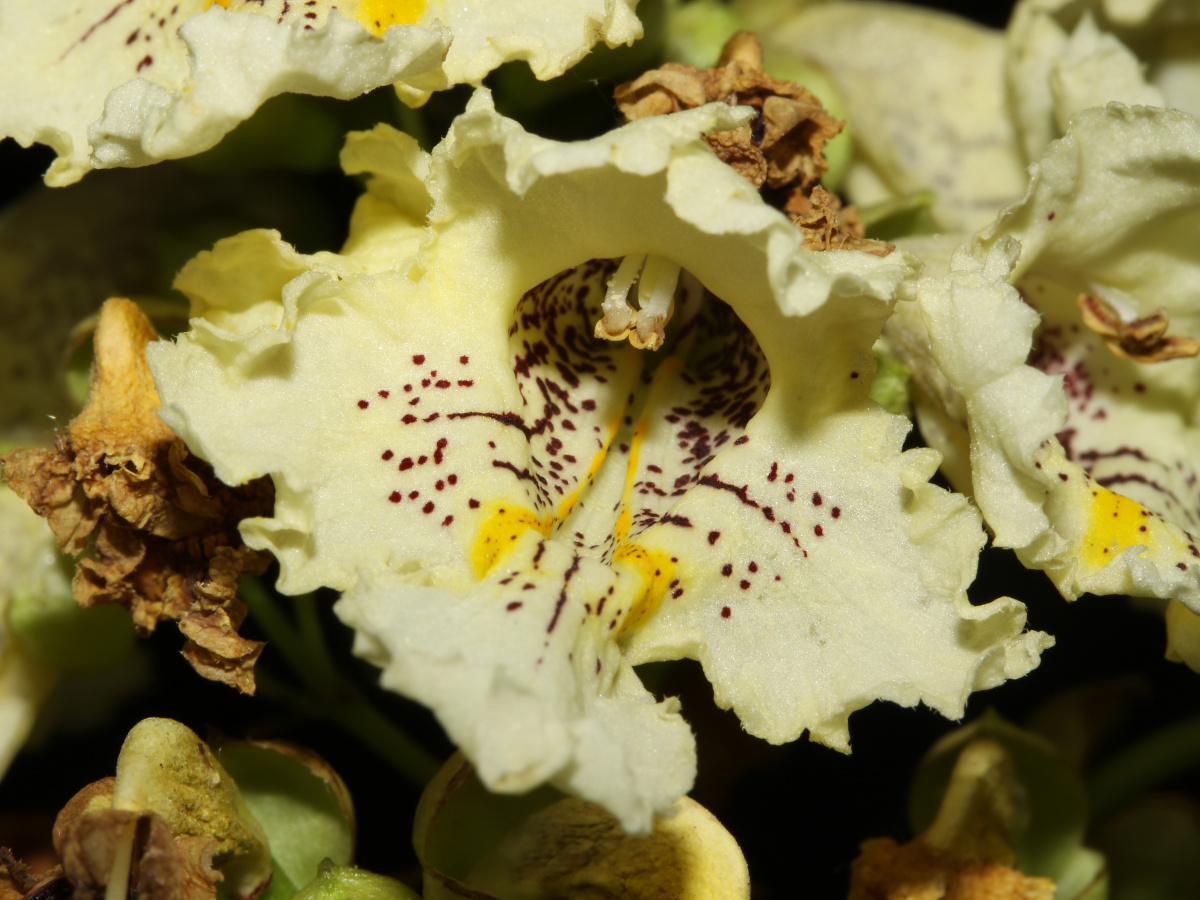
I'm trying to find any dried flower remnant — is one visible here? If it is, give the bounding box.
[1,298,272,694]
[1076,292,1200,363]
[52,719,271,900]
[618,32,839,195]
[789,185,891,256]
[849,739,1056,900]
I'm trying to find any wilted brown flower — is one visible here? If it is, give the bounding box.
[616,32,892,256]
[1,298,272,693]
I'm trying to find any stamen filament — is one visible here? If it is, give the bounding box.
[106,820,137,900]
[632,256,682,350]
[595,253,646,340]
[595,254,685,350]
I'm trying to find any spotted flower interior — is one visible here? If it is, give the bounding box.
[148,92,1050,831]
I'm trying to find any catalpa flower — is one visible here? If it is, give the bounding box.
[0,0,641,186]
[147,91,1050,830]
[912,105,1200,628]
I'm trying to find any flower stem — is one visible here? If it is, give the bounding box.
[255,668,440,786]
[1088,713,1200,821]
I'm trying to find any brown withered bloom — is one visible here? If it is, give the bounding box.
[615,31,892,257]
[51,720,273,900]
[1,298,272,693]
[848,740,1057,900]
[1077,292,1200,362]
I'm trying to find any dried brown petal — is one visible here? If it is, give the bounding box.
[615,31,841,195]
[0,848,36,897]
[55,808,220,900]
[788,186,895,257]
[848,837,1056,900]
[1,298,272,693]
[1077,293,1200,362]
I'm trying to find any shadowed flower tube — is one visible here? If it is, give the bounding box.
[147,90,1050,831]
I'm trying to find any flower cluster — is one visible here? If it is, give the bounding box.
[4,0,1200,897]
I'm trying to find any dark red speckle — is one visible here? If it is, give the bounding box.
[399,458,414,471]
[721,563,733,577]
[378,390,390,398]
[402,414,417,424]
[1048,211,1056,220]
[469,499,480,509]
[708,531,720,545]
[389,491,401,503]
[507,601,522,611]
[382,450,394,461]
[1178,562,1189,571]
[423,501,435,514]
[812,492,822,506]
[357,400,369,409]
[814,525,824,536]
[734,436,749,445]
[442,515,454,526]
[721,607,732,618]
[831,507,841,519]
[413,355,425,364]
[739,580,750,590]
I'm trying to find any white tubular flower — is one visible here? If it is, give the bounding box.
[916,104,1200,617]
[0,0,642,186]
[757,2,1028,233]
[1007,0,1200,163]
[148,90,1049,831]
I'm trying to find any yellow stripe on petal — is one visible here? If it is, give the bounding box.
[556,410,623,522]
[615,357,681,542]
[612,543,676,635]
[471,504,552,578]
[1082,484,1152,570]
[350,0,428,34]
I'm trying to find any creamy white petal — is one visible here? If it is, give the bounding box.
[1007,0,1200,161]
[0,2,449,186]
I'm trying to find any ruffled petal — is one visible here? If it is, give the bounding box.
[1007,0,1200,161]
[0,2,449,186]
[621,277,1051,751]
[916,105,1200,607]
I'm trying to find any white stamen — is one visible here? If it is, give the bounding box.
[595,253,646,340]
[631,256,681,351]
